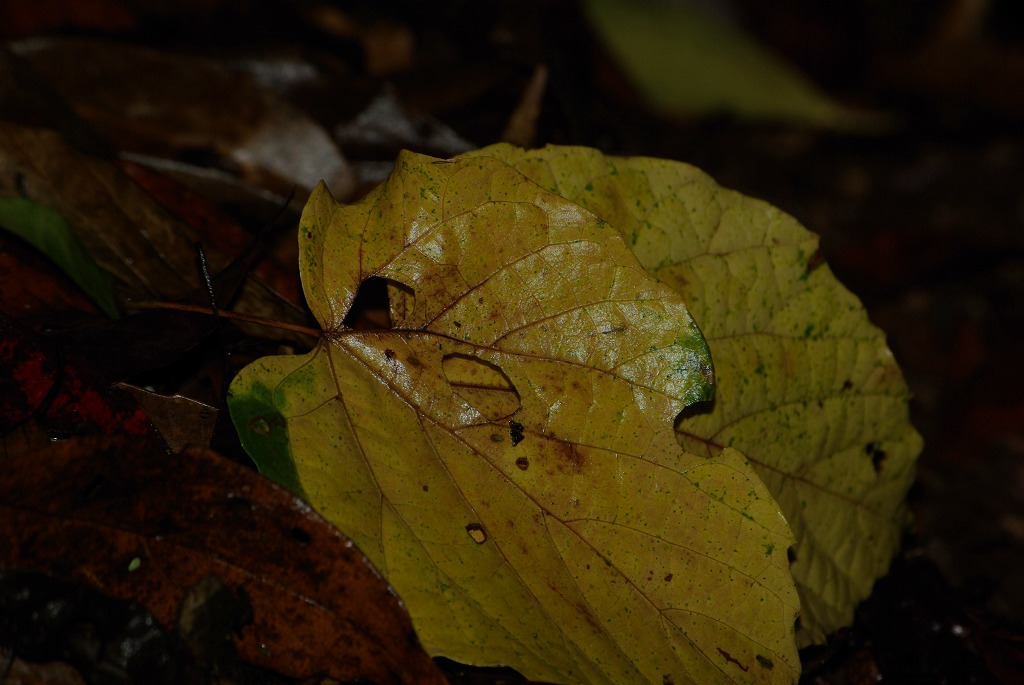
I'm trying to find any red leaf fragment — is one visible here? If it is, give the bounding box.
[0,315,149,436]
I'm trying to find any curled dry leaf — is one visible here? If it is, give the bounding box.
[472,143,923,645]
[0,435,445,684]
[230,152,801,684]
[112,383,218,453]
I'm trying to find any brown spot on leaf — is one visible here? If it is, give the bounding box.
[756,654,774,669]
[664,573,673,582]
[556,441,585,472]
[515,456,529,470]
[384,349,395,360]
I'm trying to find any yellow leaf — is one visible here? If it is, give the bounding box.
[473,143,923,645]
[230,152,800,683]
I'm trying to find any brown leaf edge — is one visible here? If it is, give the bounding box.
[0,433,447,685]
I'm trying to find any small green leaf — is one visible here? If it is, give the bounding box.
[0,197,120,317]
[581,0,888,130]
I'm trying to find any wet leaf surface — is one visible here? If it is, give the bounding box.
[471,143,922,645]
[230,152,800,684]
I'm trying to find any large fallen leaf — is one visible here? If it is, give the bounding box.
[470,143,923,645]
[0,434,446,684]
[230,153,800,683]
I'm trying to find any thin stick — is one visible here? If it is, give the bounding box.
[196,242,220,318]
[130,300,321,338]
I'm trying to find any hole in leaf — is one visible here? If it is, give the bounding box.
[442,354,521,422]
[675,398,715,425]
[673,399,717,456]
[465,523,487,544]
[866,442,887,475]
[343,276,415,330]
[509,420,525,446]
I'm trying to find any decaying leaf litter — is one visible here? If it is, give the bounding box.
[230,145,920,683]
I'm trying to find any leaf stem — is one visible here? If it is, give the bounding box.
[130,300,321,338]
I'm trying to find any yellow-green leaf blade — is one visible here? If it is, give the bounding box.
[477,143,923,645]
[231,153,800,683]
